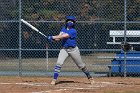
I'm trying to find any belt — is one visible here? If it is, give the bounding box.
[62,46,76,49]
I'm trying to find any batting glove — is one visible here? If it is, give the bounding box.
[47,36,53,42]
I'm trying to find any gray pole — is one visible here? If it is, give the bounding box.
[18,0,22,76]
[124,0,127,77]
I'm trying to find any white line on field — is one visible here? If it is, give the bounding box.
[31,87,98,93]
[0,81,120,87]
[32,89,68,93]
[56,86,98,90]
[101,82,115,84]
[0,82,49,86]
[0,81,121,86]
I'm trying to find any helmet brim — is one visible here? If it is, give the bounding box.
[66,19,76,23]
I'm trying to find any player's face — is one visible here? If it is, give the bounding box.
[66,21,74,27]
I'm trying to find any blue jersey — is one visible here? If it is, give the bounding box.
[60,27,77,47]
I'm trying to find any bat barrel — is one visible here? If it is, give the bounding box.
[21,19,47,38]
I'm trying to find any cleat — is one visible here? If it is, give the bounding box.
[51,79,56,85]
[88,78,95,85]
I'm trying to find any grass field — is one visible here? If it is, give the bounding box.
[0,52,115,72]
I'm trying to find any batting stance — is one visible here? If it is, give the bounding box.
[47,16,94,85]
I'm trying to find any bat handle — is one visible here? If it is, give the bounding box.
[43,35,48,38]
[38,32,47,38]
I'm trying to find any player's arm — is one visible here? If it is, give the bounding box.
[47,32,70,42]
[52,32,63,41]
[53,33,69,40]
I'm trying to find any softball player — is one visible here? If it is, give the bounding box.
[47,16,94,85]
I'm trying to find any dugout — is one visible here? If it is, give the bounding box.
[111,50,140,76]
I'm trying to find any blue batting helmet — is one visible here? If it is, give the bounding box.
[66,16,76,22]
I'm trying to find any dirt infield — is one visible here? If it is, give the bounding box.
[0,76,140,93]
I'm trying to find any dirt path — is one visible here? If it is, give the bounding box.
[0,76,140,93]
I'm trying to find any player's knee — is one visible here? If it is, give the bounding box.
[81,66,87,71]
[78,65,85,70]
[77,63,85,70]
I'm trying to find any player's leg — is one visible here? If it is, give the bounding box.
[81,66,95,84]
[68,47,95,84]
[51,49,69,85]
[68,47,85,69]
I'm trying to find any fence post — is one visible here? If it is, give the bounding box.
[18,0,22,76]
[124,0,127,77]
[46,43,49,71]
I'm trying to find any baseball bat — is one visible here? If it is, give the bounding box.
[21,19,47,38]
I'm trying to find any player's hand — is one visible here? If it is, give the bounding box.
[47,36,53,42]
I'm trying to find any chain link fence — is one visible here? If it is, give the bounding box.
[0,0,140,77]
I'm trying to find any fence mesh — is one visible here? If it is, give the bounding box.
[0,0,140,77]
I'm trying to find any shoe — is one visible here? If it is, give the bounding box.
[51,79,56,85]
[88,78,95,85]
